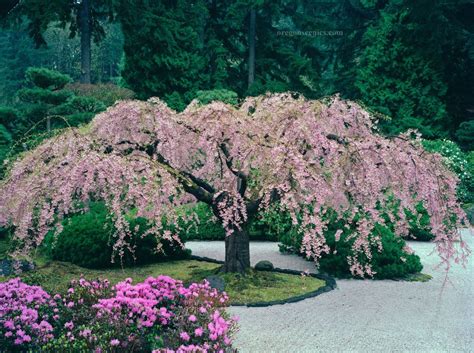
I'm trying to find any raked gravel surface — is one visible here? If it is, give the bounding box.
[186,228,473,353]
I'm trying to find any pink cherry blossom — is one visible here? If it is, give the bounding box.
[0,94,469,276]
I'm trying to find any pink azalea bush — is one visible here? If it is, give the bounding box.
[0,278,56,347]
[0,276,237,352]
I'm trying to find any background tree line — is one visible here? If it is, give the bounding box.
[0,0,473,148]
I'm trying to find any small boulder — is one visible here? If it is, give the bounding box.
[205,275,226,292]
[255,260,274,271]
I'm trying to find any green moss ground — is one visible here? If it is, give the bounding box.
[0,238,326,304]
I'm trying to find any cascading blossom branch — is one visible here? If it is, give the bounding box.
[0,93,470,275]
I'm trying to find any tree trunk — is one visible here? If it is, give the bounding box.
[79,0,92,84]
[247,8,256,89]
[222,224,251,273]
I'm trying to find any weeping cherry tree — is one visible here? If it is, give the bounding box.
[0,93,470,274]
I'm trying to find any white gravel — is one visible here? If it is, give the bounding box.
[186,229,474,353]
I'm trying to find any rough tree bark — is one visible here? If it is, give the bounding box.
[222,223,251,273]
[79,0,92,84]
[210,190,252,274]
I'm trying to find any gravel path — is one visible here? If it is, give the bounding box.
[186,229,473,353]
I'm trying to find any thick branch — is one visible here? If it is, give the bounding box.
[153,154,214,205]
[247,188,281,216]
[326,133,348,145]
[182,171,216,194]
[219,143,248,196]
[111,140,215,205]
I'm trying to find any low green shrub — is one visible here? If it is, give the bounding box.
[455,120,474,151]
[404,202,435,241]
[195,89,239,106]
[274,207,423,279]
[319,223,423,279]
[51,96,106,116]
[43,202,190,269]
[25,67,71,90]
[176,203,225,241]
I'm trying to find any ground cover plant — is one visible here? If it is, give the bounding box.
[0,94,469,278]
[0,275,238,352]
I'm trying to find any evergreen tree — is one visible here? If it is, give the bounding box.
[7,0,116,83]
[117,0,208,110]
[0,24,50,104]
[354,0,474,139]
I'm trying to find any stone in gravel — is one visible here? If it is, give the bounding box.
[255,260,274,271]
[205,275,225,292]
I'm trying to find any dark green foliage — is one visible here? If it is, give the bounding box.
[404,203,435,242]
[164,92,187,112]
[319,223,423,280]
[272,206,423,279]
[17,88,73,105]
[354,5,448,138]
[177,203,225,241]
[24,67,71,89]
[0,68,126,178]
[353,0,473,140]
[175,202,279,242]
[15,67,107,133]
[455,121,474,151]
[464,204,474,225]
[52,96,106,115]
[0,24,51,105]
[43,202,190,269]
[118,0,209,108]
[0,106,18,126]
[195,89,239,106]
[376,194,434,242]
[0,124,12,176]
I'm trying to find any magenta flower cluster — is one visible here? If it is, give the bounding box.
[0,278,56,346]
[0,276,237,352]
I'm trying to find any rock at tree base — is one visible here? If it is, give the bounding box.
[205,275,225,292]
[255,260,274,271]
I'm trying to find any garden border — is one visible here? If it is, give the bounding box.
[189,255,337,307]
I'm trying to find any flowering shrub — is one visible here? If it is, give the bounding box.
[0,278,56,349]
[422,139,474,204]
[0,276,237,352]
